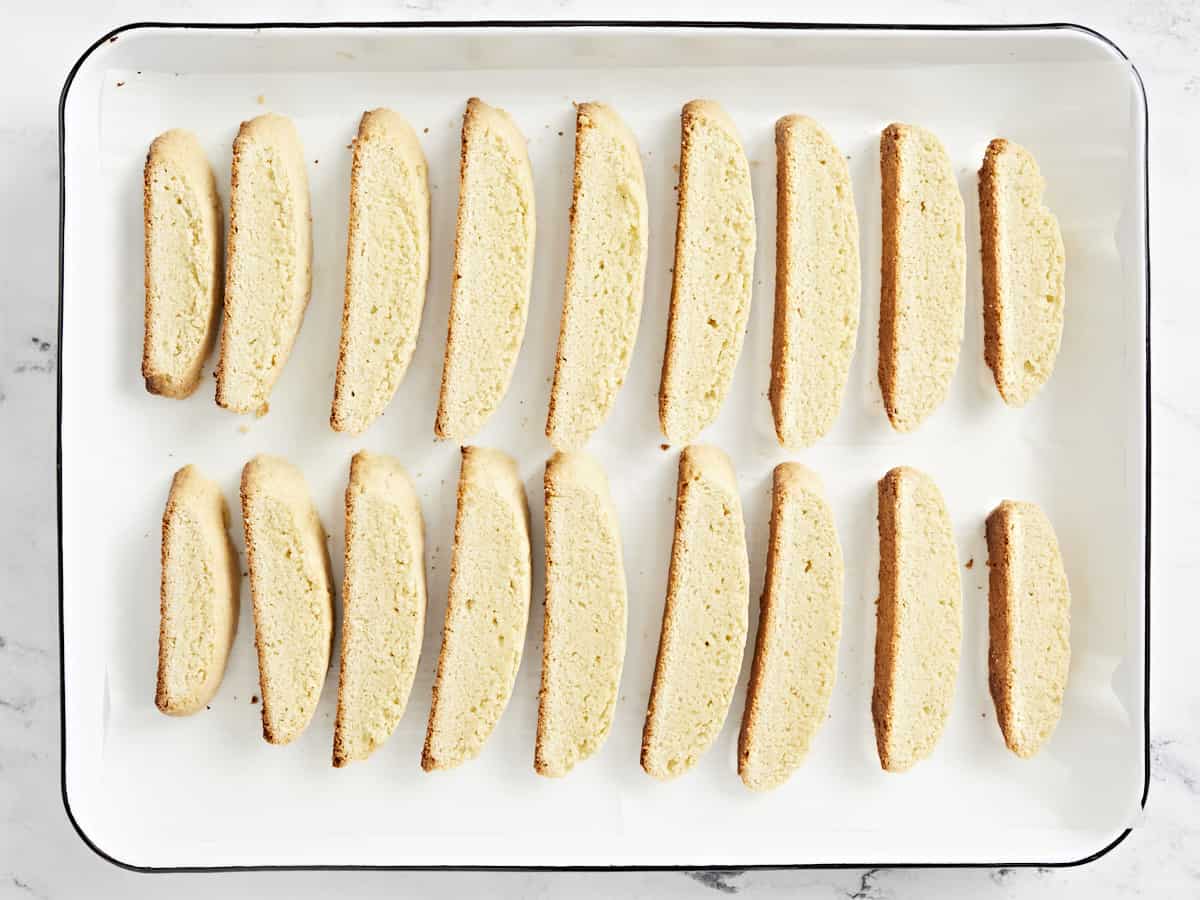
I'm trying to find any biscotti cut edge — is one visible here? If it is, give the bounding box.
[769,115,861,448]
[331,108,431,435]
[985,499,1071,758]
[216,113,312,416]
[545,101,649,452]
[641,444,750,780]
[142,129,223,399]
[240,453,334,745]
[421,445,532,771]
[657,100,756,444]
[156,464,240,715]
[872,465,962,772]
[979,138,1066,408]
[535,451,628,776]
[737,462,843,790]
[433,98,536,441]
[332,450,427,767]
[878,123,966,433]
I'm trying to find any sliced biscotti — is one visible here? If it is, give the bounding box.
[331,109,431,435]
[878,123,966,432]
[545,102,649,452]
[142,129,223,399]
[333,451,427,767]
[738,463,843,790]
[434,99,536,441]
[217,114,312,415]
[985,500,1071,758]
[769,116,861,448]
[536,452,628,777]
[156,465,240,715]
[979,139,1066,407]
[241,455,334,745]
[872,466,962,772]
[642,445,750,779]
[658,101,756,444]
[422,446,532,770]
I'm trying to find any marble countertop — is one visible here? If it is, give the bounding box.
[2,0,1195,896]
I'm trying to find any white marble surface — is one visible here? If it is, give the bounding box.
[1,0,1195,896]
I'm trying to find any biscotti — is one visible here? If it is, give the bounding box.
[545,102,649,452]
[434,99,536,441]
[331,109,431,435]
[422,446,532,770]
[769,116,860,448]
[536,452,628,777]
[658,101,756,444]
[642,445,750,779]
[985,500,1071,758]
[156,465,240,715]
[738,463,843,790]
[878,123,965,432]
[333,451,427,767]
[142,130,223,399]
[241,454,334,745]
[217,114,312,415]
[979,139,1066,407]
[872,466,962,772]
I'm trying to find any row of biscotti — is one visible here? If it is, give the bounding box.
[143,100,1065,447]
[157,448,1071,784]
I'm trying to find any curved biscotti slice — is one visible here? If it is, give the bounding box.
[545,102,649,451]
[156,465,240,715]
[142,130,223,399]
[217,114,312,415]
[770,116,861,447]
[434,99,536,441]
[333,451,427,767]
[658,101,756,444]
[536,452,628,777]
[331,109,431,434]
[642,445,750,779]
[985,500,1071,758]
[738,463,843,790]
[872,466,962,772]
[979,140,1066,407]
[422,447,532,770]
[241,455,333,745]
[879,124,966,432]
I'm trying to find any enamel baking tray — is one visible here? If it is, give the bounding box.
[58,21,1149,871]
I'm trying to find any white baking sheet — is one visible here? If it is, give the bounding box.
[59,23,1148,869]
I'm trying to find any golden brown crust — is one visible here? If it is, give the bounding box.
[543,104,589,446]
[985,501,1016,752]
[239,462,276,743]
[979,138,1008,394]
[431,99,478,436]
[639,451,694,772]
[331,451,365,767]
[216,122,248,410]
[656,102,702,437]
[330,114,371,434]
[871,466,902,770]
[155,469,186,712]
[767,118,794,444]
[533,458,559,776]
[735,464,788,776]
[420,445,473,771]
[877,125,903,428]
